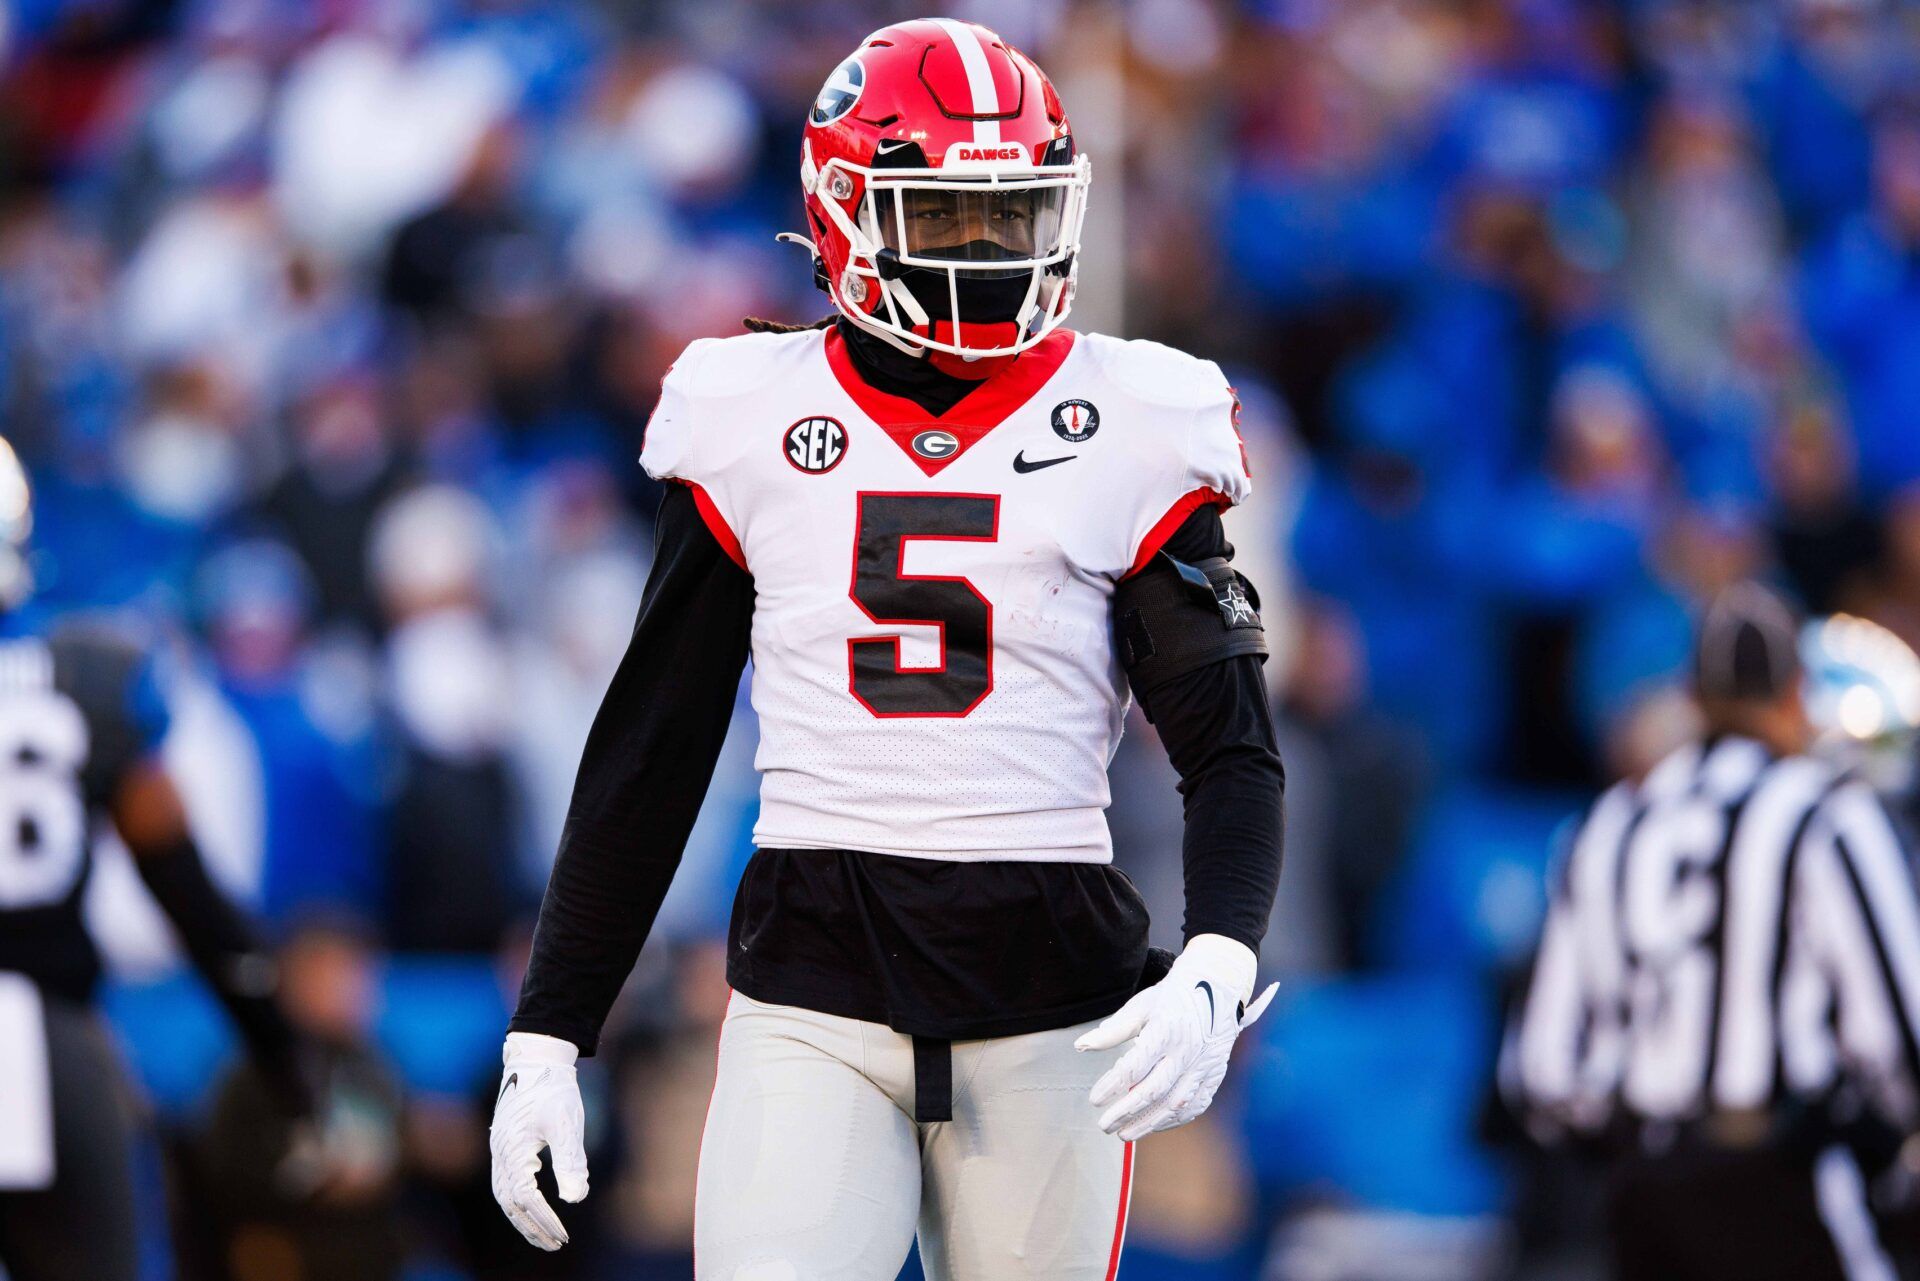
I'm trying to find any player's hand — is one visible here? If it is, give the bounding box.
[489,1032,589,1251]
[1075,934,1276,1142]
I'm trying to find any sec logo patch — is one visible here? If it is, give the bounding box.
[785,417,847,473]
[1051,399,1099,443]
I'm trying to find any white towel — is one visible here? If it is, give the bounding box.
[0,972,53,1189]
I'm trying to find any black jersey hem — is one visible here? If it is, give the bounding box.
[725,962,1136,1042]
[724,846,1154,1043]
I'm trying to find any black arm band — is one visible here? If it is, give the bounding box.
[1114,553,1268,711]
[135,837,312,1116]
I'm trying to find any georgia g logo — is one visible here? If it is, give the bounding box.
[810,57,865,126]
[785,417,847,473]
[911,429,960,460]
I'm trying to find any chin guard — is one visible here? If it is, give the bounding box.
[925,322,1022,375]
[1114,553,1267,712]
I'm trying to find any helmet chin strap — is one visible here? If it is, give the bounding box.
[881,274,933,330]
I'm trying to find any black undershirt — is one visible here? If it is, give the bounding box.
[838,320,984,416]
[512,324,1284,1053]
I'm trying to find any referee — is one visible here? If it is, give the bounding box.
[1510,583,1920,1281]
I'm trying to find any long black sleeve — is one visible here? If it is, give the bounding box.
[511,484,754,1053]
[134,832,313,1116]
[1130,507,1285,955]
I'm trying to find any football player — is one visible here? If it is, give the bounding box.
[491,20,1285,1279]
[0,438,312,1281]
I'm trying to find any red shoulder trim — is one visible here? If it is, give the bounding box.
[823,327,1076,477]
[678,480,747,572]
[1124,487,1231,578]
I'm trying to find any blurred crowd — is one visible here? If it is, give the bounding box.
[5,0,1920,1278]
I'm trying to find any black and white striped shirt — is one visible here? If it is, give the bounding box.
[1512,735,1920,1132]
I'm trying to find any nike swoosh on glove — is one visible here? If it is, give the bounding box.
[490,1031,589,1250]
[1075,933,1277,1142]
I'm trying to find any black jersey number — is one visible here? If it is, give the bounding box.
[849,492,999,717]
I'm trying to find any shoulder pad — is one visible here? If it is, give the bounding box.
[47,615,169,778]
[1593,778,1636,816]
[1078,332,1232,411]
[643,330,827,486]
[672,328,828,402]
[48,615,152,678]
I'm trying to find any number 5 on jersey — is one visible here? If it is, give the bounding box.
[849,492,999,717]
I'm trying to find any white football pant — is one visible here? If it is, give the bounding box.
[695,992,1134,1281]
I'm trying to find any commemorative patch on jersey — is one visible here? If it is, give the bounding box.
[911,429,960,461]
[785,416,847,474]
[1051,399,1099,443]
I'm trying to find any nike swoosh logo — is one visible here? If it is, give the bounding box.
[498,1071,518,1105]
[1012,452,1073,473]
[876,139,914,154]
[1196,981,1215,1029]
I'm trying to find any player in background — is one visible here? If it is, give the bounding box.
[0,437,313,1281]
[490,20,1285,1279]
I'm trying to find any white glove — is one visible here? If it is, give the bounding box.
[1075,934,1277,1142]
[490,1032,589,1251]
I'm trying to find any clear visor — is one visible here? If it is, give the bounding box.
[870,183,1069,268]
[811,145,1091,358]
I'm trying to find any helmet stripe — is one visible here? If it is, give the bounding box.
[929,18,1001,145]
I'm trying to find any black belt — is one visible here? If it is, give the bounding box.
[912,1035,952,1123]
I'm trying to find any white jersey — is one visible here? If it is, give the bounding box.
[640,326,1251,864]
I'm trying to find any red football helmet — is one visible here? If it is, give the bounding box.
[795,19,1091,360]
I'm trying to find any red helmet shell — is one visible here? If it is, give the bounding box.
[801,20,1081,348]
